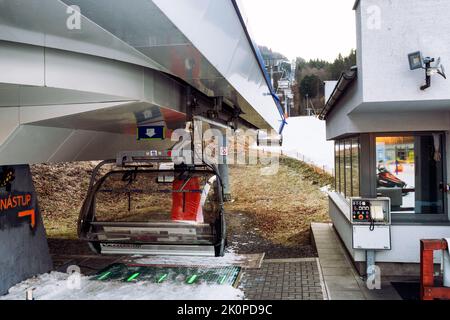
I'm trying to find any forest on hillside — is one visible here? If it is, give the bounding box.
[294,50,356,116]
[259,46,356,116]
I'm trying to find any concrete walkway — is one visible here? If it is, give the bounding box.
[311,223,402,300]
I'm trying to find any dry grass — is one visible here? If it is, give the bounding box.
[31,162,97,239]
[32,156,332,243]
[225,156,332,247]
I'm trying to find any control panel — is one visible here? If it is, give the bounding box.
[352,200,371,223]
[350,197,391,225]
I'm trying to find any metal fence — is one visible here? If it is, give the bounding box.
[259,147,335,176]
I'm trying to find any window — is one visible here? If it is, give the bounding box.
[351,138,360,196]
[345,140,352,197]
[335,143,340,191]
[375,133,446,219]
[339,141,345,195]
[335,137,360,198]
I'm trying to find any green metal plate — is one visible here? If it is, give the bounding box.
[94,263,241,286]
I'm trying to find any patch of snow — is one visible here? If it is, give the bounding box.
[0,272,244,300]
[225,246,238,255]
[320,185,332,194]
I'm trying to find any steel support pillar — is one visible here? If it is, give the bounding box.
[218,134,232,202]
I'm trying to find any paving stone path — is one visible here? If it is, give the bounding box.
[240,258,325,300]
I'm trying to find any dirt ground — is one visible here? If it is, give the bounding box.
[32,156,332,259]
[225,157,332,258]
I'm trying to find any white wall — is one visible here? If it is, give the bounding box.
[324,81,338,103]
[357,0,450,104]
[282,116,334,173]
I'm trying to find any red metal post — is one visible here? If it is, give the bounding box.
[420,239,450,300]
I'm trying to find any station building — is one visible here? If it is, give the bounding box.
[320,0,450,275]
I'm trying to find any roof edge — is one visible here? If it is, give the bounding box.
[319,66,357,120]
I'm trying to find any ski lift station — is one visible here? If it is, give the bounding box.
[2,0,450,301]
[320,0,450,287]
[0,0,285,295]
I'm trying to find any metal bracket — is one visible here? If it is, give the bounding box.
[116,150,172,166]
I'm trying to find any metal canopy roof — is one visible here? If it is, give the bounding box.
[59,0,285,130]
[0,0,284,165]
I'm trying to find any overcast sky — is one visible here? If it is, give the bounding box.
[239,0,357,62]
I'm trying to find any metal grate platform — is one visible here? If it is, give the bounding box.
[94,263,241,287]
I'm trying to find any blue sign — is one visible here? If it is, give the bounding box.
[137,126,166,140]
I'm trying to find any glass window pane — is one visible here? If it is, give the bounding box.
[339,141,345,196]
[335,142,339,192]
[415,134,445,214]
[376,135,444,216]
[351,138,360,197]
[345,140,352,198]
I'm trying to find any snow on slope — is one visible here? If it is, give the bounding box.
[0,272,244,300]
[282,117,334,170]
[251,117,334,174]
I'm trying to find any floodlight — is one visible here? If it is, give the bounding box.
[409,51,447,90]
[408,51,423,70]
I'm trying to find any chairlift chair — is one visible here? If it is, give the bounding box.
[77,151,226,257]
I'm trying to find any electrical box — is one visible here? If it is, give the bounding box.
[350,198,391,250]
[350,197,391,225]
[353,225,391,250]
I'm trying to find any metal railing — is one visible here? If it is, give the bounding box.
[258,147,334,176]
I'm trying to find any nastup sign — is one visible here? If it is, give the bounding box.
[0,167,36,229]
